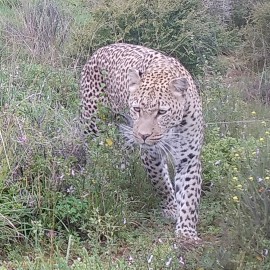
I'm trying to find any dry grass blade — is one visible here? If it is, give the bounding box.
[2,0,71,64]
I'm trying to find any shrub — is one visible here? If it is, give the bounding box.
[239,1,270,71]
[70,0,231,75]
[230,0,254,28]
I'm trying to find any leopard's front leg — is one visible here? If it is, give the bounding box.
[174,154,202,239]
[141,149,177,220]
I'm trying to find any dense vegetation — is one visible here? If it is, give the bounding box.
[0,0,269,269]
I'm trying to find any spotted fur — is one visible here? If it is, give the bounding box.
[80,43,204,239]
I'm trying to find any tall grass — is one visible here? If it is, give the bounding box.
[1,0,71,65]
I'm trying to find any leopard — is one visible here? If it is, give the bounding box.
[80,43,204,240]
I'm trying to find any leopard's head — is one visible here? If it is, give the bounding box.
[127,68,188,146]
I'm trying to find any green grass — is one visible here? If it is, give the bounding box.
[0,0,270,269]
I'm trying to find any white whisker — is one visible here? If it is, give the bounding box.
[159,142,175,170]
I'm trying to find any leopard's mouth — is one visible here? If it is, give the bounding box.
[134,135,163,147]
[140,141,158,147]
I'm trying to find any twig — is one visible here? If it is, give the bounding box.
[0,129,11,171]
[206,119,270,125]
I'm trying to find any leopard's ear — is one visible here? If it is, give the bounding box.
[169,77,189,98]
[128,68,141,93]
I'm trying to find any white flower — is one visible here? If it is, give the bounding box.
[179,256,185,265]
[147,254,153,264]
[165,257,172,267]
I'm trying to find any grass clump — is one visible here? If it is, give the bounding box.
[1,0,71,65]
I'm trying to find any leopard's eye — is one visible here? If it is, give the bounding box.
[157,109,167,115]
[133,107,141,113]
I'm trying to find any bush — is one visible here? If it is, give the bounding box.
[239,1,270,70]
[71,0,232,75]
[230,0,254,28]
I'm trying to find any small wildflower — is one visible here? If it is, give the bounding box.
[259,137,264,142]
[120,163,126,170]
[265,131,270,135]
[265,176,270,180]
[248,176,254,181]
[232,196,239,202]
[147,254,153,264]
[66,185,75,194]
[251,151,257,156]
[165,257,172,267]
[236,184,243,190]
[233,167,238,171]
[17,135,27,144]
[257,177,263,183]
[256,255,263,261]
[100,114,107,120]
[178,256,185,266]
[261,121,266,125]
[46,230,57,238]
[262,249,269,257]
[105,138,113,146]
[214,160,221,165]
[251,111,256,115]
[127,255,134,265]
[234,153,239,157]
[232,176,238,181]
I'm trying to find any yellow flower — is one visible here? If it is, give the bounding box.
[251,152,257,155]
[265,176,270,180]
[259,137,264,142]
[232,196,239,202]
[105,138,113,146]
[256,255,263,261]
[234,153,239,157]
[236,184,243,190]
[265,131,270,135]
[233,167,238,171]
[100,114,107,120]
[232,176,238,181]
[261,121,266,125]
[251,111,256,115]
[248,176,254,181]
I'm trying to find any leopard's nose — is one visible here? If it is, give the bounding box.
[138,133,151,142]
